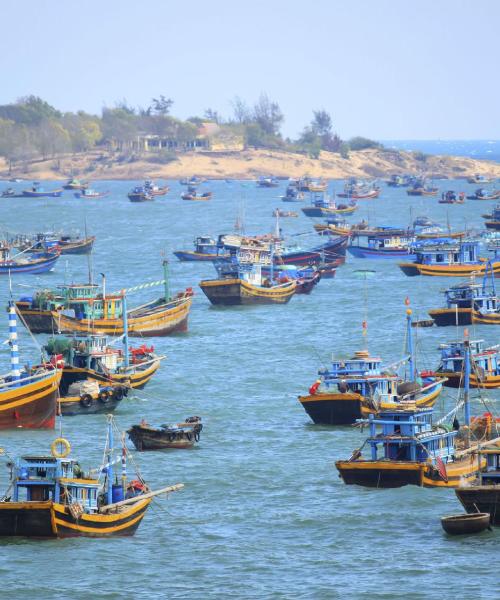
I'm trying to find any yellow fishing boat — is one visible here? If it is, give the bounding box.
[200,277,296,305]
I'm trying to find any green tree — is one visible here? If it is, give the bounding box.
[253,93,283,135]
[347,136,382,151]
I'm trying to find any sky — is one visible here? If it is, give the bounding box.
[0,0,499,140]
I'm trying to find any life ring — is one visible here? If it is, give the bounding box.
[98,390,111,404]
[51,437,71,458]
[80,394,93,408]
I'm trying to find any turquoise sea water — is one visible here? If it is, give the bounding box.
[0,178,498,599]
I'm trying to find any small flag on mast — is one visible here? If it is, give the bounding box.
[436,456,448,482]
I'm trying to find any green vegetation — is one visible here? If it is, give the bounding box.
[0,94,387,171]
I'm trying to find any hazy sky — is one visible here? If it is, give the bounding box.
[1,0,498,140]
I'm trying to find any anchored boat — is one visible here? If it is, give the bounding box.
[22,182,63,198]
[15,262,193,336]
[298,305,443,425]
[435,339,500,389]
[0,302,61,429]
[0,415,183,537]
[398,238,500,277]
[0,245,59,275]
[128,416,203,450]
[302,192,357,217]
[63,178,88,190]
[174,236,229,262]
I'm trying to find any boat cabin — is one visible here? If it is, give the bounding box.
[412,239,480,266]
[364,408,458,463]
[194,236,218,255]
[438,339,500,375]
[319,351,399,401]
[479,449,500,485]
[11,455,99,512]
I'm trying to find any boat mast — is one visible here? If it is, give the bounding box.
[163,259,170,302]
[8,300,20,385]
[270,242,275,283]
[405,297,415,382]
[463,332,471,428]
[122,291,130,368]
[107,414,114,506]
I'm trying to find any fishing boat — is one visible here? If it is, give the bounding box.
[128,187,154,202]
[0,415,184,537]
[0,245,59,275]
[336,336,486,488]
[257,176,279,188]
[174,236,228,262]
[22,182,63,198]
[0,302,61,429]
[144,180,168,196]
[1,187,20,198]
[406,181,439,196]
[45,334,162,392]
[263,265,322,294]
[439,191,465,204]
[296,177,327,192]
[435,339,500,389]
[199,240,296,305]
[302,192,357,217]
[179,176,204,186]
[484,204,500,230]
[467,174,494,184]
[128,416,203,450]
[455,445,500,526]
[298,305,443,425]
[467,188,500,201]
[272,209,298,218]
[386,174,412,187]
[15,262,193,336]
[441,512,492,535]
[337,180,380,199]
[348,231,415,259]
[181,187,212,201]
[21,232,95,255]
[429,264,500,326]
[413,217,465,239]
[398,239,500,277]
[63,178,88,190]
[74,189,110,199]
[281,185,305,202]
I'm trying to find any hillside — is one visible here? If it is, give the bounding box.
[1,147,499,180]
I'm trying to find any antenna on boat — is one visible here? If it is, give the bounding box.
[87,248,94,285]
[8,298,20,385]
[405,297,415,382]
[106,414,114,506]
[122,290,130,367]
[463,329,471,429]
[162,258,170,302]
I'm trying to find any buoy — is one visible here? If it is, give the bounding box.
[51,437,71,458]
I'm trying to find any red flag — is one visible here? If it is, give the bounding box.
[436,456,448,482]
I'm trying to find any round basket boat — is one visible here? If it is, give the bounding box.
[441,513,491,535]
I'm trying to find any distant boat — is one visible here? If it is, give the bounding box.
[467,174,494,184]
[22,182,63,198]
[467,188,500,201]
[302,192,358,217]
[0,245,59,275]
[128,416,203,450]
[74,188,109,199]
[62,178,88,190]
[144,180,168,196]
[439,191,465,204]
[174,236,228,262]
[435,339,500,389]
[257,176,279,188]
[128,186,154,202]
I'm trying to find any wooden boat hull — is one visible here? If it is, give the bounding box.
[429,307,474,326]
[302,206,357,217]
[336,455,482,488]
[0,499,151,537]
[74,192,110,199]
[299,384,441,425]
[438,371,500,389]
[485,221,500,230]
[0,370,61,429]
[173,250,223,262]
[398,261,500,277]
[279,236,348,266]
[22,189,63,198]
[58,386,127,416]
[441,512,492,534]
[16,296,192,336]
[348,246,415,259]
[456,487,500,526]
[199,278,296,305]
[337,191,379,199]
[0,253,59,275]
[128,428,197,450]
[58,237,95,255]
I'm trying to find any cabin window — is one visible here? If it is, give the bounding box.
[436,254,444,263]
[453,253,459,262]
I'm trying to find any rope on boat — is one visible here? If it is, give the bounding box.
[109,279,166,296]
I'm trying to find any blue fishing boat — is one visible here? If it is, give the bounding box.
[484,203,500,230]
[435,339,500,389]
[399,238,500,277]
[429,262,500,325]
[467,188,500,201]
[174,236,228,262]
[281,185,305,202]
[298,303,443,424]
[348,230,415,259]
[128,186,153,202]
[302,192,357,217]
[257,176,279,188]
[22,182,63,198]
[386,174,413,187]
[0,245,59,275]
[336,336,484,488]
[0,415,184,537]
[74,188,110,199]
